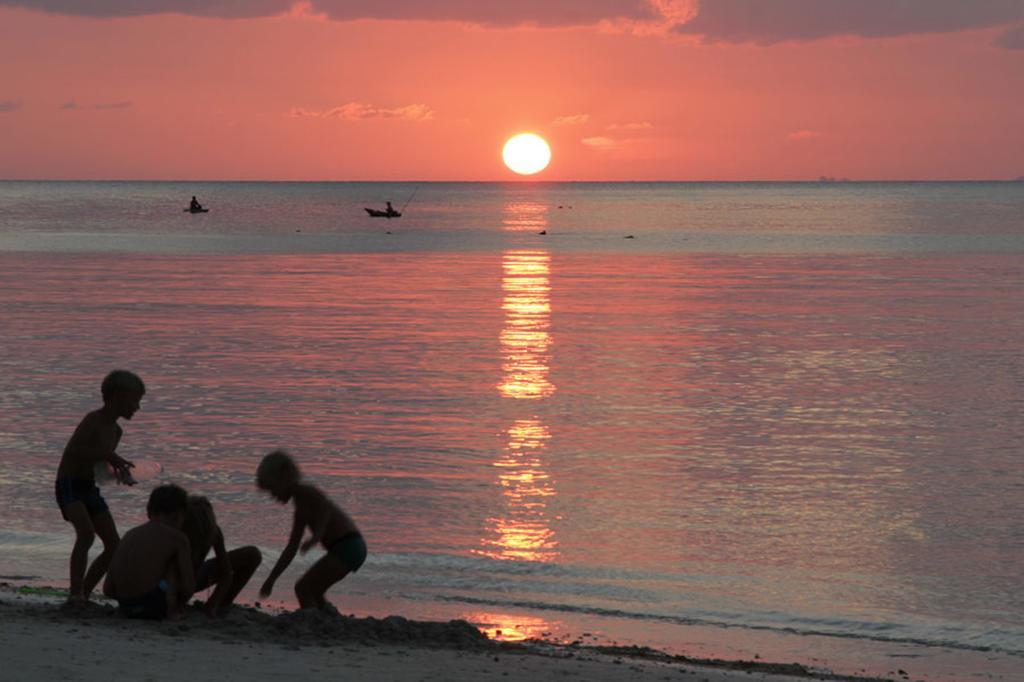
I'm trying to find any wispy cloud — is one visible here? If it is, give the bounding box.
[0,100,21,112]
[582,136,617,148]
[553,114,590,126]
[607,121,653,131]
[787,129,822,141]
[61,100,132,110]
[291,102,435,121]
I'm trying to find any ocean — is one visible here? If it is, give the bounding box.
[1,181,1022,680]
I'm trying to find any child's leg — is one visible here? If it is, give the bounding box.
[82,510,119,597]
[223,546,262,607]
[294,554,350,609]
[164,561,183,619]
[63,502,96,599]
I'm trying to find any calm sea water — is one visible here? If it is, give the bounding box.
[1,181,1023,680]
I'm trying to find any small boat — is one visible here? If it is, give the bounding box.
[184,207,209,213]
[365,207,401,218]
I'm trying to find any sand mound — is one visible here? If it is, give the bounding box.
[198,604,492,649]
[0,585,491,652]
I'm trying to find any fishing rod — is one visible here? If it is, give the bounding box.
[397,184,417,210]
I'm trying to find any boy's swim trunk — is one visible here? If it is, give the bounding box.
[327,532,367,572]
[117,580,169,620]
[54,476,108,520]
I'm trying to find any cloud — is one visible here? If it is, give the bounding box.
[0,0,664,26]
[787,129,822,140]
[311,0,660,27]
[291,102,434,121]
[996,23,1024,48]
[0,1,293,19]
[674,0,1024,45]
[10,0,1020,43]
[582,136,617,148]
[61,99,132,110]
[607,121,653,130]
[553,114,590,126]
[0,100,21,112]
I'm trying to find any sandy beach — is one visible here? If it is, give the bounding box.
[0,584,890,682]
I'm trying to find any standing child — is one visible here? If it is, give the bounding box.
[54,369,144,603]
[256,450,367,609]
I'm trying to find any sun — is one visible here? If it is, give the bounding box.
[503,133,551,176]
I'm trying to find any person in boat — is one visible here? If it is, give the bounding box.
[385,201,397,216]
[190,196,203,211]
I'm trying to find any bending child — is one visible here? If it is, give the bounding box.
[103,484,195,620]
[256,450,367,609]
[182,495,262,617]
[54,369,144,603]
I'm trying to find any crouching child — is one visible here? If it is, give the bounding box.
[103,484,194,620]
[256,450,367,610]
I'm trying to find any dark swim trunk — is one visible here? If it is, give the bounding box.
[54,476,108,521]
[327,532,367,572]
[117,580,169,620]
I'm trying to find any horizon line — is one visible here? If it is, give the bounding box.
[2,178,1023,184]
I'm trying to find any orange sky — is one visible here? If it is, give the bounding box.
[0,1,1022,180]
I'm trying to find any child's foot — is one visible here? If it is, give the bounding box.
[61,594,89,610]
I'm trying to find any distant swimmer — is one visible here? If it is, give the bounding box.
[185,196,209,213]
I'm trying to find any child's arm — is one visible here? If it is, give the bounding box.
[259,512,304,598]
[65,419,135,481]
[205,527,234,616]
[176,533,196,602]
[300,492,330,554]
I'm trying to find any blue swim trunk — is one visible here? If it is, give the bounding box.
[117,580,169,620]
[327,532,367,572]
[54,476,108,521]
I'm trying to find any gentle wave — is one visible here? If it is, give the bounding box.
[432,594,1024,658]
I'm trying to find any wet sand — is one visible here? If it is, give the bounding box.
[0,584,889,682]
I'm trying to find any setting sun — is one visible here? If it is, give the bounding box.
[502,133,551,176]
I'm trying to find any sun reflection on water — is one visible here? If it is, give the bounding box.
[478,202,560,563]
[467,611,556,643]
[476,419,558,562]
[498,249,554,400]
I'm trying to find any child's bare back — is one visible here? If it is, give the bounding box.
[103,484,194,620]
[291,483,358,549]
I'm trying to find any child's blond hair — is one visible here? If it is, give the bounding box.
[182,496,217,570]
